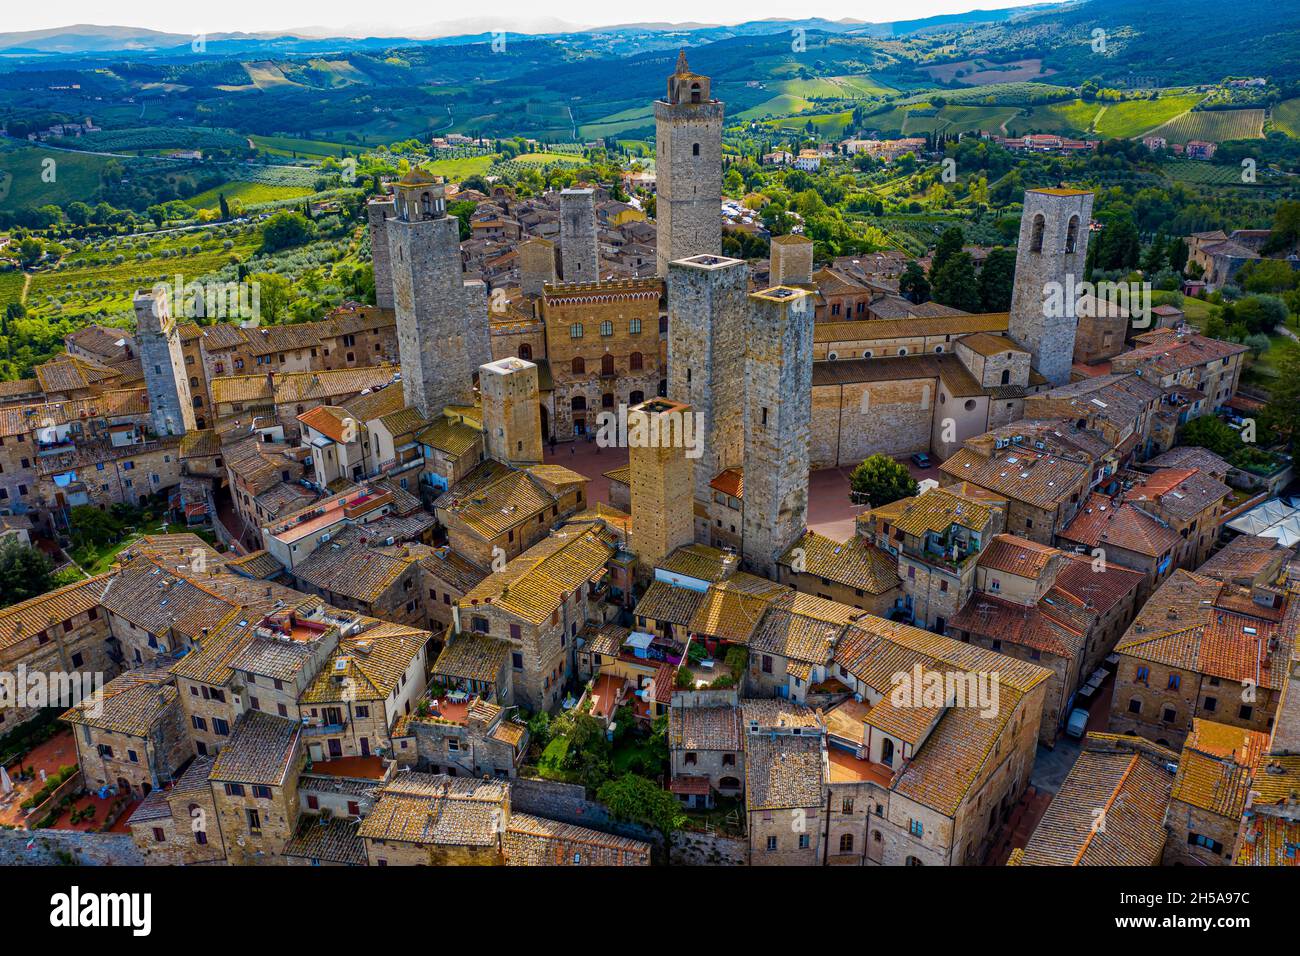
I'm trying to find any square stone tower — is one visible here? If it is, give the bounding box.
[742,287,814,578]
[666,255,748,523]
[385,168,485,419]
[769,234,814,286]
[519,237,557,298]
[134,287,195,437]
[366,196,396,310]
[654,51,723,277]
[480,357,543,466]
[628,397,696,567]
[559,188,600,282]
[1008,187,1095,387]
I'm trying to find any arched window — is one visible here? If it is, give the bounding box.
[690,83,701,104]
[906,856,923,867]
[629,390,644,405]
[881,738,895,765]
[571,396,587,411]
[629,351,643,371]
[1000,369,1010,385]
[839,833,854,853]
[1065,215,1080,254]
[601,354,615,376]
[1030,213,1046,253]
[519,343,533,361]
[692,143,700,156]
[571,357,585,375]
[420,192,433,216]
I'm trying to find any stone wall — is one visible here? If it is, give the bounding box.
[0,828,145,866]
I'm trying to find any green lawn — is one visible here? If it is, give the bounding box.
[249,134,358,159]
[0,144,113,215]
[1092,94,1204,139]
[1274,98,1300,138]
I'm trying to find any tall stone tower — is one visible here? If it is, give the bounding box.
[134,288,195,437]
[742,287,814,578]
[769,234,814,286]
[366,196,396,310]
[1008,187,1095,387]
[628,397,696,567]
[654,51,723,277]
[559,188,599,282]
[519,237,557,298]
[480,357,543,466]
[666,254,748,526]
[385,168,484,419]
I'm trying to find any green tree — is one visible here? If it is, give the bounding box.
[597,773,687,858]
[931,251,982,312]
[929,227,964,280]
[1178,415,1242,458]
[249,273,292,325]
[259,211,317,254]
[978,247,1016,312]
[850,454,918,507]
[0,539,54,608]
[1260,341,1300,449]
[899,261,930,304]
[68,505,122,551]
[218,193,231,221]
[1093,208,1141,272]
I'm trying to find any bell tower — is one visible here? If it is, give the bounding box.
[654,50,723,276]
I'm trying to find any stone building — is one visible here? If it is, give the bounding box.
[559,187,600,281]
[383,168,489,420]
[1164,718,1268,865]
[776,530,901,615]
[669,688,744,808]
[366,196,396,310]
[1012,733,1176,865]
[1006,187,1094,387]
[401,696,530,778]
[743,699,828,865]
[135,288,196,437]
[654,51,723,275]
[541,278,664,441]
[126,755,225,864]
[769,234,814,286]
[627,397,695,569]
[479,357,543,466]
[742,287,814,578]
[209,710,306,866]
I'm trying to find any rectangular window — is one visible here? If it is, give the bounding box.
[246,809,261,834]
[252,785,272,799]
[766,836,777,851]
[224,783,245,796]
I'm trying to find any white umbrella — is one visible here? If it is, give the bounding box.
[0,766,12,795]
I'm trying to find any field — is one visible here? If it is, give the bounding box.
[1005,100,1105,136]
[775,74,896,98]
[250,135,356,159]
[924,58,1056,85]
[23,229,263,324]
[1092,95,1205,138]
[0,144,111,215]
[1274,98,1300,137]
[423,154,496,180]
[1162,159,1256,186]
[1147,109,1267,143]
[578,104,656,139]
[0,269,26,313]
[767,109,855,137]
[183,180,316,210]
[862,104,1021,137]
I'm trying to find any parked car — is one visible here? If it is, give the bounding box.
[910,452,932,469]
[1065,707,1090,739]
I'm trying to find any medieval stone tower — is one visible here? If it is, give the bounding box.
[385,168,486,419]
[135,287,195,437]
[628,397,696,567]
[654,51,723,276]
[769,234,814,286]
[366,196,396,310]
[519,237,557,298]
[666,254,748,525]
[1008,187,1095,387]
[559,188,599,282]
[480,357,543,466]
[742,287,814,578]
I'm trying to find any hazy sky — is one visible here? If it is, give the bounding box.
[7,1,1032,37]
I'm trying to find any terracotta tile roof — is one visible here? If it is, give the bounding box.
[419,547,490,594]
[100,558,239,641]
[212,365,398,407]
[1236,814,1300,866]
[950,592,1084,660]
[977,534,1059,579]
[862,689,946,745]
[432,633,512,684]
[61,658,178,737]
[709,467,743,499]
[283,816,367,865]
[941,446,1089,510]
[744,731,826,811]
[1018,734,1177,866]
[224,550,286,580]
[1115,570,1293,688]
[293,536,415,604]
[436,463,569,540]
[1198,536,1288,586]
[689,578,790,644]
[416,415,482,458]
[503,812,651,865]
[460,526,614,625]
[657,544,737,583]
[889,486,999,538]
[635,580,706,626]
[778,531,900,595]
[209,711,301,786]
[959,332,1027,357]
[298,405,353,443]
[357,772,507,846]
[671,701,742,751]
[341,383,406,424]
[301,622,429,704]
[379,405,430,438]
[811,352,984,397]
[813,312,1008,345]
[0,575,110,653]
[1171,719,1267,818]
[1049,553,1143,617]
[1058,493,1180,558]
